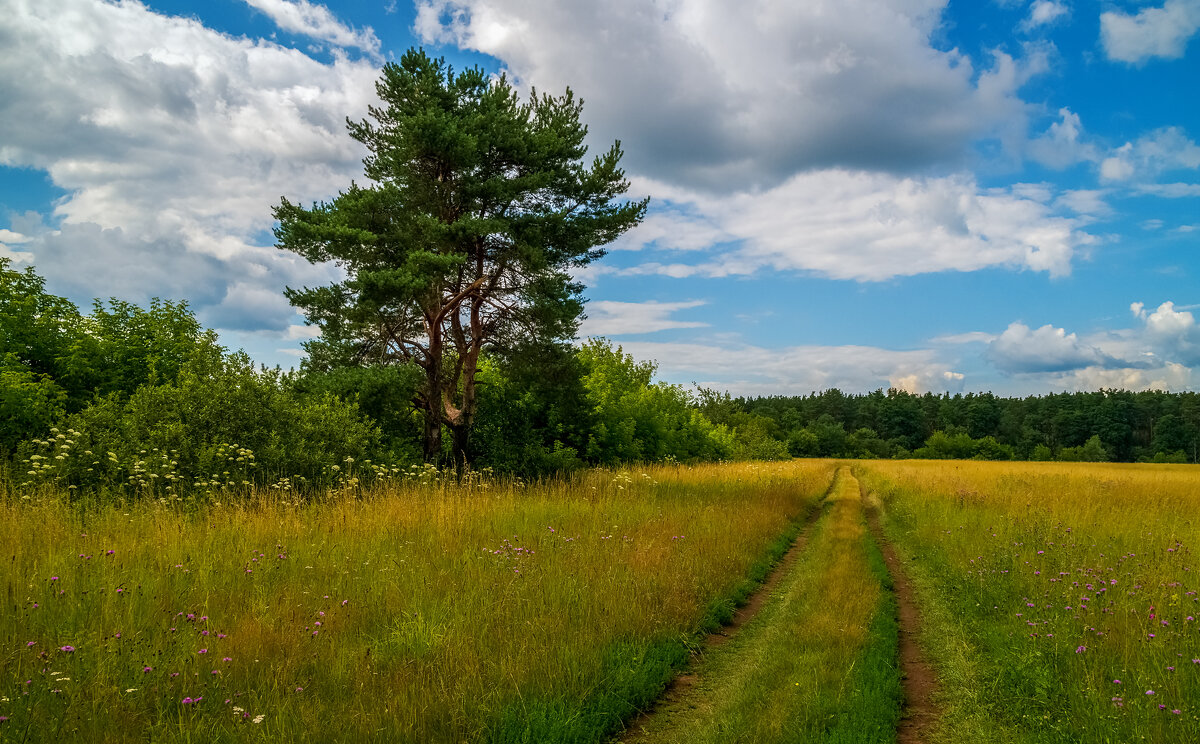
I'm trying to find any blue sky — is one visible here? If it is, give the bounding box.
[2,0,1198,396]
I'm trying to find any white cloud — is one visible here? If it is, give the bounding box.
[415,0,1044,191]
[1022,1,1070,30]
[932,331,998,344]
[610,209,731,253]
[1099,127,1200,183]
[284,324,323,341]
[242,0,381,56]
[620,169,1092,281]
[0,227,34,263]
[987,322,1117,373]
[0,0,379,338]
[613,340,965,396]
[1136,182,1200,197]
[579,300,708,336]
[1141,300,1200,363]
[1052,363,1193,392]
[1100,0,1200,63]
[956,301,1200,392]
[1053,189,1111,218]
[1027,108,1098,169]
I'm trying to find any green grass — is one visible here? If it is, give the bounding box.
[0,461,834,743]
[627,468,900,744]
[859,460,1200,744]
[823,528,902,743]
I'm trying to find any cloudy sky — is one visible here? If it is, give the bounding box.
[2,0,1198,396]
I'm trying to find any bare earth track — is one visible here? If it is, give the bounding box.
[866,497,941,744]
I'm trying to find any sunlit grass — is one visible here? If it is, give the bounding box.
[858,460,1200,744]
[637,468,900,744]
[1,461,834,742]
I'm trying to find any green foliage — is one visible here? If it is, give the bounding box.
[1056,434,1110,462]
[292,362,424,460]
[696,388,788,460]
[471,344,593,474]
[16,344,379,496]
[67,298,210,400]
[578,339,733,463]
[914,430,1013,460]
[0,257,82,385]
[274,48,646,465]
[0,354,66,454]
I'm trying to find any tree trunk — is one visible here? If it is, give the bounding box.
[422,398,443,464]
[422,311,445,465]
[450,423,470,478]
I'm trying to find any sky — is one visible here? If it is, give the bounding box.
[1,0,1198,397]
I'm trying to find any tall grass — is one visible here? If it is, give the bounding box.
[1,461,833,742]
[859,460,1200,744]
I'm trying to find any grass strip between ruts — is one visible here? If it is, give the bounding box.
[822,527,903,743]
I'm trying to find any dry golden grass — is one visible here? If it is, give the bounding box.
[2,461,834,742]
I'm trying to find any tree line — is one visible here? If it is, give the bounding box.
[701,387,1200,464]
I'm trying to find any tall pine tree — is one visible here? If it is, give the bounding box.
[274,49,646,469]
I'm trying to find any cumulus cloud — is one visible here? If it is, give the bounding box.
[415,0,1044,191]
[1099,127,1200,183]
[1137,300,1200,364]
[1100,0,1200,63]
[243,0,382,55]
[932,331,998,344]
[608,208,731,253]
[3,211,335,333]
[579,300,708,336]
[613,340,965,396]
[1053,189,1111,219]
[987,322,1118,373]
[1027,108,1099,169]
[615,170,1093,281]
[951,301,1200,392]
[0,227,34,263]
[1022,1,1070,31]
[1051,363,1193,392]
[0,0,379,335]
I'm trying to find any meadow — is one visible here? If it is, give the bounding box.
[0,461,833,743]
[859,460,1200,744]
[5,458,1200,744]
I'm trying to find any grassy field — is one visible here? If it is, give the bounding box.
[7,458,1200,743]
[1,461,834,743]
[858,460,1200,744]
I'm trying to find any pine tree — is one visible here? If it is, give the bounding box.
[274,49,646,469]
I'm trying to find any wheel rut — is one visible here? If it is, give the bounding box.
[865,491,941,744]
[617,468,942,744]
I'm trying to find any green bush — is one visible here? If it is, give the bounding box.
[16,350,380,496]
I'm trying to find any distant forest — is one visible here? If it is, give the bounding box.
[702,388,1200,464]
